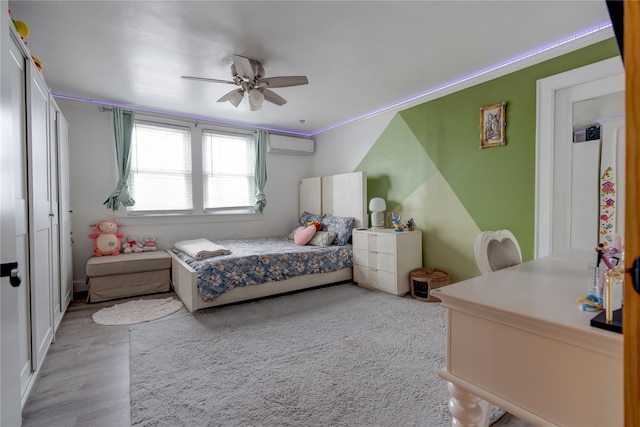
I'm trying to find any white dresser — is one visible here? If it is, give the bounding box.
[352,229,422,295]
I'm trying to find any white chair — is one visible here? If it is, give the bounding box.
[474,230,522,275]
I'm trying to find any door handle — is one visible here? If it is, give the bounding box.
[630,256,640,295]
[1,262,21,287]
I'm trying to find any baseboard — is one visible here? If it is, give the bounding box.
[73,279,88,293]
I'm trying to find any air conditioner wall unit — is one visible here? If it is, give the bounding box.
[267,134,314,155]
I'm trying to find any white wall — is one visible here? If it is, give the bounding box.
[310,112,394,177]
[56,99,313,289]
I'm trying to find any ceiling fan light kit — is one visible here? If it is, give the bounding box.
[248,89,265,110]
[227,90,244,108]
[182,54,308,111]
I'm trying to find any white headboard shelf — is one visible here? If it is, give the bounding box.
[299,171,368,229]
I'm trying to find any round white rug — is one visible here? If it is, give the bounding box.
[92,297,184,326]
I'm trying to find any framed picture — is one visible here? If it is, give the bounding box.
[479,102,506,149]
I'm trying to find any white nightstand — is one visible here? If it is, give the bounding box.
[352,228,423,295]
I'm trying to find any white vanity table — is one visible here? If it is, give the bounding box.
[432,249,623,427]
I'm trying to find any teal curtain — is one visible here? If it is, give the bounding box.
[103,107,136,211]
[254,130,268,212]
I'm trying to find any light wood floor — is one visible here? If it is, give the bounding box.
[21,292,186,427]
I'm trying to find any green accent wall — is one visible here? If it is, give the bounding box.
[355,38,620,281]
[355,114,437,211]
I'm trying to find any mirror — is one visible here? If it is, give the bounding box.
[571,91,625,251]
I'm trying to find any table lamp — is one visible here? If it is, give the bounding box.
[369,198,386,228]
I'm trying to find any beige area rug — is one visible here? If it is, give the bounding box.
[129,284,524,426]
[92,297,184,325]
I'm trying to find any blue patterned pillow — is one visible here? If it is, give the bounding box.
[297,211,325,227]
[321,215,354,245]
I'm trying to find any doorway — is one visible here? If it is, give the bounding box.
[535,57,625,258]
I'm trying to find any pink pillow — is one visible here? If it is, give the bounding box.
[294,225,316,246]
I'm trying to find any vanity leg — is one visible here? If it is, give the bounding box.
[447,381,490,427]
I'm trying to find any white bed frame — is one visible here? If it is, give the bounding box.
[168,171,367,312]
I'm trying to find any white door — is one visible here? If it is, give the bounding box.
[49,102,62,329]
[6,31,34,398]
[535,57,625,257]
[566,120,626,250]
[58,111,73,312]
[552,79,625,254]
[1,18,26,426]
[27,62,54,371]
[598,117,626,241]
[52,100,72,326]
[568,136,601,249]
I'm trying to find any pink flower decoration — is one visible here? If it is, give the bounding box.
[601,182,615,193]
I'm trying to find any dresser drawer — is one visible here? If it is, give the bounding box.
[352,231,396,255]
[353,265,396,294]
[352,229,422,296]
[353,248,395,272]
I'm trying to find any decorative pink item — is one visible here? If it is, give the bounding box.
[88,219,123,256]
[294,225,316,246]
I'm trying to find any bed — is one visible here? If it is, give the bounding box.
[168,171,367,312]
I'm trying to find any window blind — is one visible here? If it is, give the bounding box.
[129,122,192,211]
[202,130,255,210]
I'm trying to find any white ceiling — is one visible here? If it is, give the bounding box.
[9,1,614,135]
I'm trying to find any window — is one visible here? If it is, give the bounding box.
[203,130,256,211]
[130,122,192,212]
[128,118,256,215]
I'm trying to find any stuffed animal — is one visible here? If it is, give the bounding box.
[391,213,405,232]
[88,219,123,256]
[142,234,158,251]
[405,218,416,231]
[122,235,143,254]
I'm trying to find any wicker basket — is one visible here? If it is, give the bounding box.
[409,267,450,302]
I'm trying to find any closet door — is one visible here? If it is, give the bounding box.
[26,61,54,370]
[49,100,61,328]
[7,30,34,398]
[52,99,72,325]
[1,22,26,426]
[59,111,73,312]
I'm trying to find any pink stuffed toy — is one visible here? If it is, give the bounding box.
[88,219,124,256]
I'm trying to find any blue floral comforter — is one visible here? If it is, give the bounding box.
[172,237,352,302]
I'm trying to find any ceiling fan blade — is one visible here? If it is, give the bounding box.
[258,76,308,88]
[261,88,287,106]
[233,55,254,81]
[182,76,236,85]
[217,89,244,107]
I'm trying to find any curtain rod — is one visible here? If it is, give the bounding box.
[98,106,134,114]
[96,105,297,136]
[55,93,311,137]
[98,105,205,128]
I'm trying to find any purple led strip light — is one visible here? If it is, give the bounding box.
[52,22,612,138]
[311,22,613,135]
[49,94,303,135]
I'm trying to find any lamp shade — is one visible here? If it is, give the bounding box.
[248,89,264,110]
[228,90,244,108]
[369,198,386,228]
[369,198,386,212]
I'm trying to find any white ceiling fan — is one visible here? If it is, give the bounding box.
[182,54,309,111]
